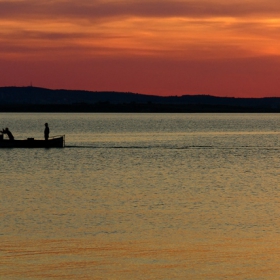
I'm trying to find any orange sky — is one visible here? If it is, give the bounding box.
[1,0,280,97]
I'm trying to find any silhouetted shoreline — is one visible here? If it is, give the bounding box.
[0,103,279,113]
[1,86,280,112]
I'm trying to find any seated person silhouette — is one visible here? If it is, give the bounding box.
[1,127,14,140]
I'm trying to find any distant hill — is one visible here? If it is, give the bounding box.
[1,86,280,112]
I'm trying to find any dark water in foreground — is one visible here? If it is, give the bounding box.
[1,113,280,279]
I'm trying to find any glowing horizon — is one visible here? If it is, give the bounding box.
[1,0,280,97]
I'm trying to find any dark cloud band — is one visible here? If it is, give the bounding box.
[1,0,280,21]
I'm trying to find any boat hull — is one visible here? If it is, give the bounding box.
[0,135,65,148]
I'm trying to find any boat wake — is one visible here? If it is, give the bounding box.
[64,145,280,150]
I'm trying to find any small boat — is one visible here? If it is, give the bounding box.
[0,135,65,148]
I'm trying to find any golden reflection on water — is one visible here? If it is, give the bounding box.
[2,234,280,279]
[2,114,280,279]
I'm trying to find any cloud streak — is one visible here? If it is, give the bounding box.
[2,0,280,21]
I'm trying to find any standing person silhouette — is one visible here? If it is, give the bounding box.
[44,123,50,140]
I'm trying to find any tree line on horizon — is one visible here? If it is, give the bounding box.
[0,86,280,112]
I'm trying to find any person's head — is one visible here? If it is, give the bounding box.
[45,123,48,127]
[5,127,9,131]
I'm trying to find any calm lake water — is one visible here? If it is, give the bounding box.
[1,113,280,279]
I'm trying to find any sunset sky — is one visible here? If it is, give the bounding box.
[1,0,280,97]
